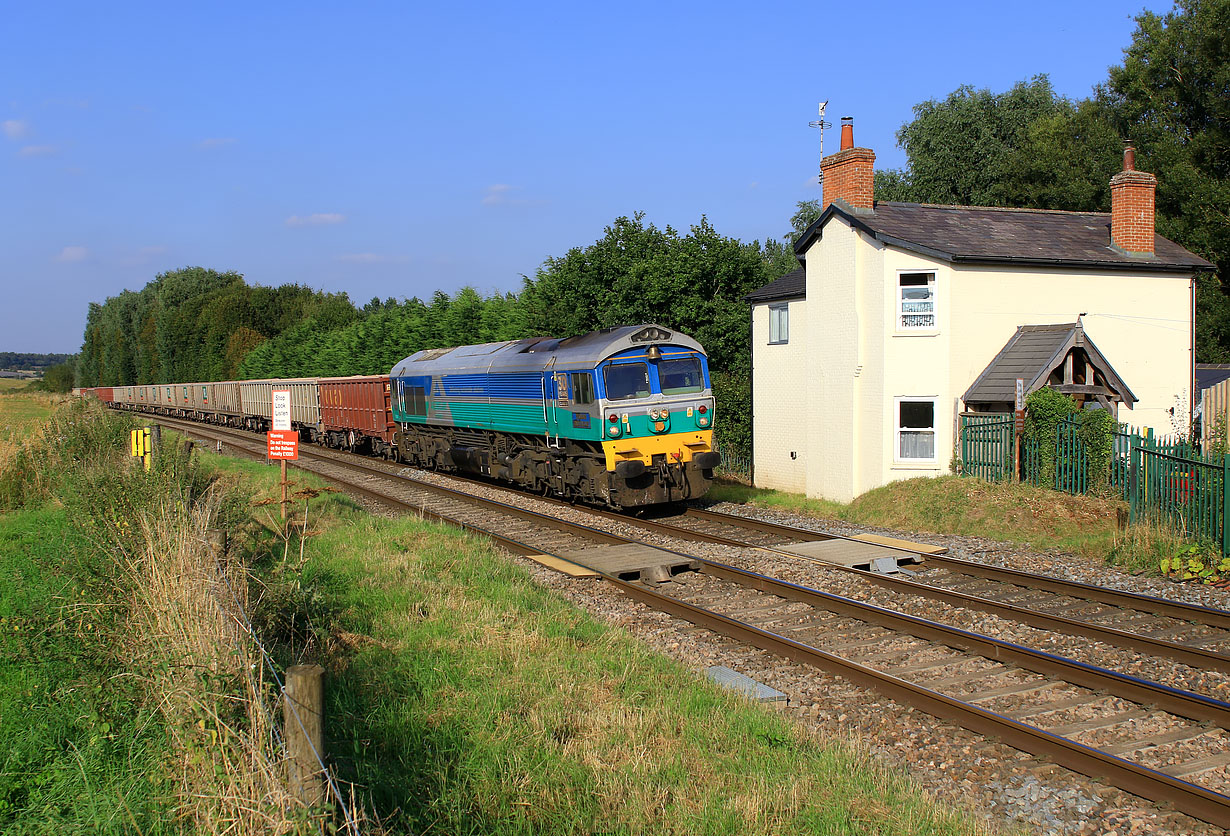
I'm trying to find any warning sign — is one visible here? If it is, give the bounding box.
[267,430,298,460]
[272,389,291,431]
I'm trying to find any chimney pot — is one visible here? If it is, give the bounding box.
[840,116,854,150]
[1123,142,1136,172]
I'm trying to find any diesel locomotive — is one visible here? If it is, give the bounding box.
[82,324,720,508]
[390,324,720,507]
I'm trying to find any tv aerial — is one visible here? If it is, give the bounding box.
[809,101,831,186]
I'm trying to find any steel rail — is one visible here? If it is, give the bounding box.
[610,575,1230,830]
[700,560,1230,727]
[622,508,1230,674]
[684,507,1230,630]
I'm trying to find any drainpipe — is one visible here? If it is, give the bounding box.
[1191,275,1197,439]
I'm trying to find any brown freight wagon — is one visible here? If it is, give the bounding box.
[318,375,396,457]
[96,387,114,404]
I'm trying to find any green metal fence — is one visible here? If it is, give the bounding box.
[1129,443,1227,552]
[1054,416,1089,494]
[959,414,1230,554]
[958,413,1014,481]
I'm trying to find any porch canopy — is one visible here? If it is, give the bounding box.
[963,321,1137,414]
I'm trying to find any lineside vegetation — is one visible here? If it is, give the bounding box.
[707,476,1189,575]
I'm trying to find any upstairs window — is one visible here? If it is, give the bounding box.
[769,303,789,344]
[898,272,936,330]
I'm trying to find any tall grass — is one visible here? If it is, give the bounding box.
[1,400,329,833]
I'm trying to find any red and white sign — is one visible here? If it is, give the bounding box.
[272,389,291,431]
[267,430,299,460]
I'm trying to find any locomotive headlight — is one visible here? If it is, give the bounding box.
[608,424,621,437]
[650,409,660,420]
[698,416,709,427]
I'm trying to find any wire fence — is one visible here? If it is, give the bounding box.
[204,531,362,835]
[714,441,752,484]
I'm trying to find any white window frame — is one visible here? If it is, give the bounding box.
[896,270,938,333]
[768,303,789,345]
[894,396,939,462]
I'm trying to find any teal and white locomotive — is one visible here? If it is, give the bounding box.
[389,324,720,507]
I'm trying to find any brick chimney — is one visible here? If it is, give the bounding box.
[1109,142,1156,256]
[820,117,875,212]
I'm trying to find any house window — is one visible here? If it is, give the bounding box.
[896,398,937,461]
[769,303,789,344]
[898,272,936,330]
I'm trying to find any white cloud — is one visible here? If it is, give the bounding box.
[482,183,545,208]
[2,119,28,140]
[337,252,408,265]
[285,213,345,227]
[199,137,235,149]
[19,144,57,157]
[482,183,520,206]
[55,245,88,263]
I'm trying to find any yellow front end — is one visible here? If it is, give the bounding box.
[602,430,714,471]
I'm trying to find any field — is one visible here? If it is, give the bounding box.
[0,388,56,442]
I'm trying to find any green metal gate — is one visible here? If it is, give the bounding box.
[959,413,1014,481]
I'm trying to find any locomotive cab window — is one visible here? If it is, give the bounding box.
[603,363,651,401]
[401,383,427,416]
[570,372,594,405]
[659,357,703,395]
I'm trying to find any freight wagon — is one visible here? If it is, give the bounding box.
[238,379,321,436]
[319,375,396,456]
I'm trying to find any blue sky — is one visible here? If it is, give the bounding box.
[2,1,1170,353]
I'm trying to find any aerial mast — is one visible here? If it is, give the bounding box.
[809,100,831,187]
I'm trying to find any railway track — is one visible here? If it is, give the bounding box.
[151,414,1230,827]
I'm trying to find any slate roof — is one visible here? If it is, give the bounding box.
[963,322,1137,406]
[744,268,805,303]
[1196,364,1230,392]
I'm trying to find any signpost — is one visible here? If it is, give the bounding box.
[1015,378,1026,480]
[270,390,292,522]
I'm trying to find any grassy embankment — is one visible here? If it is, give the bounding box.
[206,449,994,835]
[708,476,1178,573]
[0,399,302,834]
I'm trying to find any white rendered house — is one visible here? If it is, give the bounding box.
[747,119,1213,502]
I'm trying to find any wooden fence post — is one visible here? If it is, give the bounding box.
[284,664,326,809]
